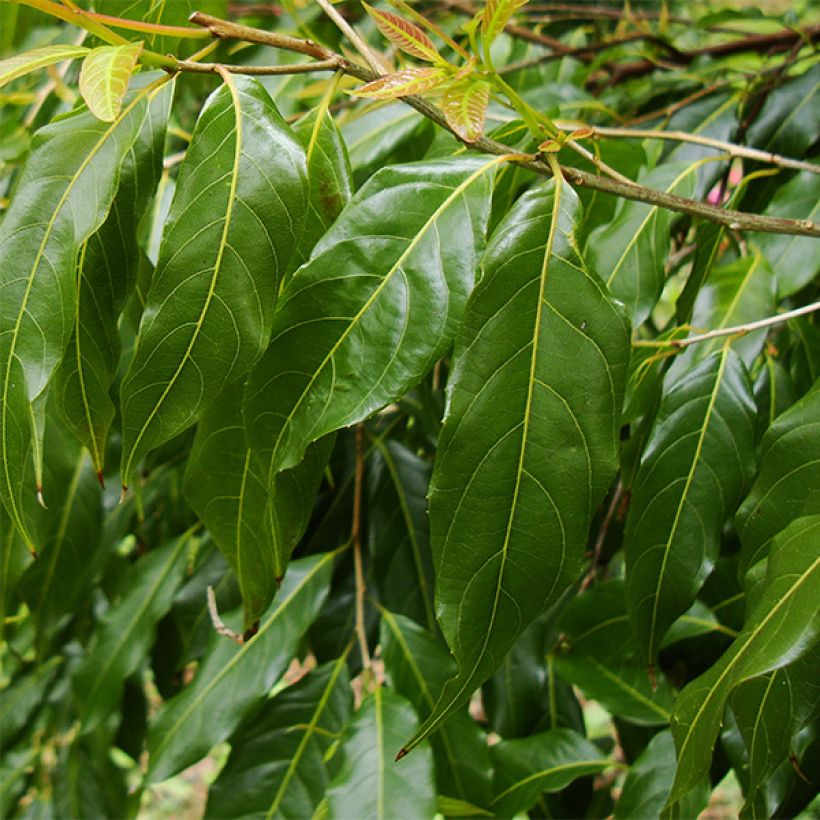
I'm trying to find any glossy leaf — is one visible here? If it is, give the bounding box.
[244,157,496,485]
[0,76,161,550]
[380,610,493,806]
[490,728,610,816]
[119,75,307,488]
[587,163,697,326]
[442,80,490,143]
[736,379,820,576]
[404,180,629,752]
[352,67,450,99]
[326,686,436,820]
[0,45,89,88]
[206,655,352,819]
[146,551,333,784]
[184,383,332,629]
[667,515,820,807]
[53,77,173,474]
[79,43,143,122]
[364,3,441,63]
[73,531,194,733]
[625,347,757,663]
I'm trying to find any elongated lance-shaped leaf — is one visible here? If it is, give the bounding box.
[326,686,436,820]
[352,67,450,99]
[146,551,333,784]
[291,106,353,271]
[482,0,529,46]
[667,515,820,809]
[119,75,307,490]
[206,654,352,819]
[0,45,89,88]
[736,380,820,577]
[79,43,143,122]
[587,162,697,326]
[54,78,173,476]
[0,76,162,551]
[184,382,332,630]
[244,156,497,488]
[490,729,611,816]
[625,347,756,665]
[73,530,195,733]
[402,180,629,754]
[363,3,441,63]
[442,80,490,143]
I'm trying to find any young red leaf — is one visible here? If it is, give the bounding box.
[482,0,529,45]
[443,80,490,143]
[352,67,449,100]
[363,3,441,63]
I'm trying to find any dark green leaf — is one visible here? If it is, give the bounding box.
[326,686,436,820]
[119,76,307,488]
[0,656,60,748]
[146,550,334,784]
[625,347,757,663]
[406,179,629,751]
[667,515,820,807]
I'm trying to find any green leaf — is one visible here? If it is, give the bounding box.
[404,179,629,752]
[0,747,37,818]
[326,686,436,820]
[751,171,820,298]
[292,106,353,270]
[363,3,442,63]
[369,441,436,632]
[0,75,162,551]
[736,379,820,576]
[625,347,757,663]
[490,728,611,816]
[146,550,334,784]
[614,730,709,820]
[244,157,496,485]
[53,77,173,475]
[587,163,697,325]
[380,610,493,807]
[0,45,89,88]
[667,515,820,808]
[352,68,450,100]
[79,43,143,122]
[184,383,332,630]
[481,0,529,46]
[0,656,61,749]
[119,75,307,488]
[442,80,491,143]
[206,654,353,819]
[73,531,194,733]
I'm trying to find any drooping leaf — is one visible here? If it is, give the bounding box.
[481,0,529,46]
[442,80,490,143]
[146,551,333,784]
[0,656,61,749]
[587,162,697,326]
[667,515,820,808]
[0,75,162,551]
[73,530,195,733]
[0,45,89,88]
[119,75,307,489]
[244,156,496,487]
[292,106,353,270]
[184,383,332,630]
[363,3,441,63]
[79,43,143,122]
[380,610,493,806]
[625,347,757,664]
[326,686,436,820]
[53,77,173,475]
[352,67,450,99]
[403,179,629,753]
[206,654,353,819]
[614,730,709,820]
[736,379,820,576]
[490,728,611,816]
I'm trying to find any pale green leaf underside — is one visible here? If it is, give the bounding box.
[79,43,143,122]
[0,44,89,88]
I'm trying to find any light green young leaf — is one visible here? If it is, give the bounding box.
[119,76,307,489]
[79,43,144,122]
[403,179,629,753]
[352,67,450,100]
[625,347,757,664]
[0,45,89,88]
[442,80,491,143]
[326,687,436,820]
[481,0,529,46]
[0,75,163,551]
[667,515,820,808]
[146,551,334,784]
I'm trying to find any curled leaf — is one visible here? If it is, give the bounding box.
[363,3,441,63]
[352,67,449,100]
[443,80,490,143]
[79,43,143,122]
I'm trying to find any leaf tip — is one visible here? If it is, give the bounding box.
[120,484,128,504]
[395,747,408,762]
[96,471,105,489]
[36,486,47,509]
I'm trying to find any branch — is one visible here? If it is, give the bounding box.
[188,12,820,238]
[176,57,341,75]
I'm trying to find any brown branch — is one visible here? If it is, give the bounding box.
[188,12,820,238]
